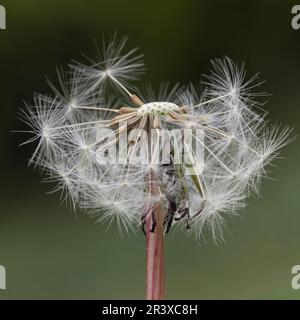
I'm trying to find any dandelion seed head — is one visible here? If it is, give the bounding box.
[18,36,293,241]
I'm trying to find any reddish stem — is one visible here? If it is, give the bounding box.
[145,203,166,300]
[145,116,166,300]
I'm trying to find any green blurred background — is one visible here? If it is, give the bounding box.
[0,0,299,299]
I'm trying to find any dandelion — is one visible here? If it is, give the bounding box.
[19,35,293,300]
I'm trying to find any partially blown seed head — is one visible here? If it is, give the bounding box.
[19,35,293,242]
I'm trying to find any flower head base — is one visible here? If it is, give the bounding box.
[19,36,293,242]
[137,102,180,117]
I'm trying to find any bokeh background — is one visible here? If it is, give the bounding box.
[0,0,299,299]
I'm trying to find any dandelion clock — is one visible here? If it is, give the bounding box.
[19,35,292,299]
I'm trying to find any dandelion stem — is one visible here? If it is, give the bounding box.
[145,176,166,300]
[145,114,166,300]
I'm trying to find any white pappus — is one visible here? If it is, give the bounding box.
[19,35,293,242]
